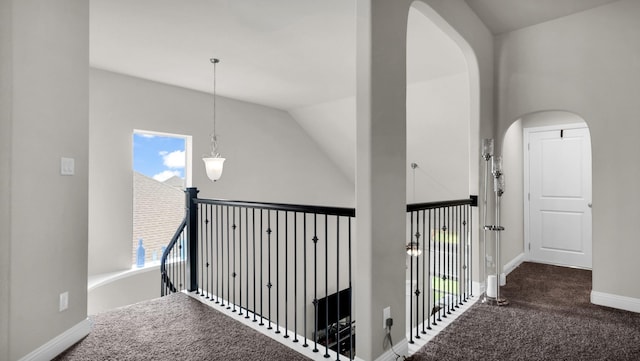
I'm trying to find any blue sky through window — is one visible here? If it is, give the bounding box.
[133,132,186,182]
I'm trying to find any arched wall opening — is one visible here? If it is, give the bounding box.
[409,1,481,202]
[406,5,470,203]
[500,110,592,276]
[353,1,490,358]
[403,0,483,342]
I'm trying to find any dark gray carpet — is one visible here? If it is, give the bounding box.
[409,262,640,361]
[55,292,311,361]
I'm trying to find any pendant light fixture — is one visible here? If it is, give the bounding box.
[203,58,226,182]
[406,162,422,256]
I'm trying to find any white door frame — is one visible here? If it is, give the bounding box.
[523,123,592,267]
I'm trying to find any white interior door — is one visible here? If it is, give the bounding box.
[525,125,592,269]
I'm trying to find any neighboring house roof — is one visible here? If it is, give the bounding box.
[133,172,185,264]
[163,175,185,188]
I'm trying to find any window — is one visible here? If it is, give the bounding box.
[132,130,191,267]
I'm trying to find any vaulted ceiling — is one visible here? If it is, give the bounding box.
[91,0,619,111]
[90,0,620,183]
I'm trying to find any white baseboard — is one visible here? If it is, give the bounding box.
[355,337,408,361]
[18,318,91,361]
[503,253,525,277]
[591,291,640,314]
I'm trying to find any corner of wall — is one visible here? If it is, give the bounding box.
[0,0,13,357]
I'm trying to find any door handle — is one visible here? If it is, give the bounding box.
[588,202,592,208]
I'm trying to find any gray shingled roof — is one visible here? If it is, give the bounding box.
[133,172,185,265]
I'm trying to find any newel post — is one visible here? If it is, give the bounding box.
[186,187,199,292]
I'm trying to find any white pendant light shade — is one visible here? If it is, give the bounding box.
[203,156,225,182]
[406,242,422,256]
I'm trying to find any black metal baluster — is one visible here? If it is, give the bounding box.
[275,211,280,333]
[409,211,415,344]
[267,211,273,330]
[205,204,210,298]
[199,204,205,296]
[469,203,473,297]
[348,217,353,360]
[462,205,466,304]
[175,234,178,291]
[415,211,421,340]
[252,208,257,322]
[324,214,329,358]
[334,215,340,361]
[313,213,319,353]
[228,206,232,310]
[421,209,427,335]
[451,206,456,308]
[303,213,309,348]
[259,209,264,326]
[208,204,213,298]
[427,208,433,330]
[465,206,473,300]
[293,212,299,343]
[221,206,226,307]
[437,207,443,322]
[457,205,463,307]
[172,238,176,293]
[245,207,250,318]
[284,211,289,338]
[216,205,220,304]
[209,204,215,300]
[446,206,452,315]
[453,206,458,308]
[232,208,237,312]
[463,205,468,302]
[234,208,242,316]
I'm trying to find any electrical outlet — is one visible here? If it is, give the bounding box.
[60,157,75,176]
[383,306,390,329]
[59,292,69,312]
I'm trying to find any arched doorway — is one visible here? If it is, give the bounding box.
[502,110,593,270]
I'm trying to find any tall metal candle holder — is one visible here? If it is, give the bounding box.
[480,139,493,304]
[484,155,508,306]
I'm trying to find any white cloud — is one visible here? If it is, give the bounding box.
[153,170,181,182]
[160,150,185,169]
[139,133,156,138]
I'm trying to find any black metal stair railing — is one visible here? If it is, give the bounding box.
[160,187,477,359]
[162,187,356,360]
[406,198,476,344]
[160,215,188,296]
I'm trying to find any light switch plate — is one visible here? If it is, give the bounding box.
[59,291,69,312]
[60,157,75,176]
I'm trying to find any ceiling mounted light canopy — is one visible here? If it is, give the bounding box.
[203,58,226,182]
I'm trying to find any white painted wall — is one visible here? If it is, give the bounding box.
[88,267,160,315]
[500,119,524,267]
[292,73,471,203]
[407,74,470,202]
[495,0,640,300]
[89,69,354,276]
[0,0,12,357]
[2,1,89,359]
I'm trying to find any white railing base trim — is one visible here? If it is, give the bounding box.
[187,290,353,361]
[406,295,479,357]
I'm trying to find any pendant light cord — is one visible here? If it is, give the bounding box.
[210,58,220,156]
